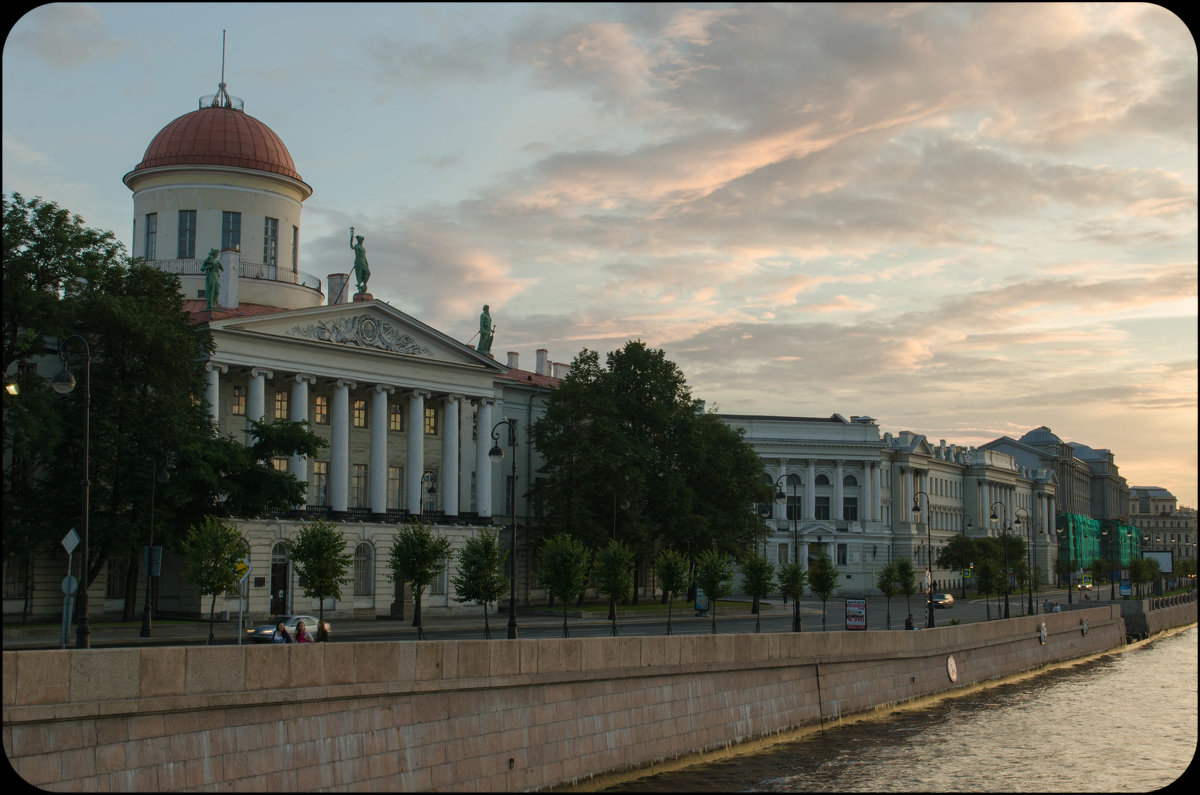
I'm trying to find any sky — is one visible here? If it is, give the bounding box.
[3,3,1197,507]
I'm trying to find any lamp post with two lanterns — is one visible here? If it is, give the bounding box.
[990,501,1011,619]
[1014,507,1034,616]
[774,473,802,633]
[51,335,92,649]
[911,490,934,629]
[488,419,519,639]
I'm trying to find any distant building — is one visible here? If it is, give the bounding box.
[1128,487,1196,568]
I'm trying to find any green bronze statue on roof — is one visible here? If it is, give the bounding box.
[201,248,222,311]
[477,304,494,355]
[350,227,370,294]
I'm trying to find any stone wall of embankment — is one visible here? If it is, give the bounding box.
[0,606,1146,791]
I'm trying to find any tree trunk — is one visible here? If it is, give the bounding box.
[483,603,491,640]
[562,605,569,638]
[414,592,424,640]
[122,550,140,622]
[208,594,217,644]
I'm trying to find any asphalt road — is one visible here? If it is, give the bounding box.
[3,588,1100,650]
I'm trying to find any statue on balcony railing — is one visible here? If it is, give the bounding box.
[350,227,370,294]
[201,248,222,310]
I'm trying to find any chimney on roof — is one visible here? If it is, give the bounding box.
[536,348,548,375]
[327,274,350,305]
[552,362,570,378]
[507,351,519,369]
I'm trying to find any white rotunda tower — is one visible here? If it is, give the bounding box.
[123,80,321,311]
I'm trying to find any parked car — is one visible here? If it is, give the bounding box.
[931,593,955,608]
[245,614,325,643]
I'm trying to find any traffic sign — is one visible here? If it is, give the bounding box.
[236,557,252,583]
[62,528,80,555]
[61,575,78,596]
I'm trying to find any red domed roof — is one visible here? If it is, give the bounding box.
[131,105,303,181]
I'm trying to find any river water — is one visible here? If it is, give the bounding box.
[606,626,1197,792]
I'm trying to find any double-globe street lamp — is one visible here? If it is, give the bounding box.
[51,335,92,649]
[911,490,934,629]
[488,419,519,640]
[1014,507,1034,616]
[990,501,1011,619]
[774,473,802,633]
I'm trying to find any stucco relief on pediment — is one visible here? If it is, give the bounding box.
[286,314,432,356]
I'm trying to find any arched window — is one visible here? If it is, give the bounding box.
[354,542,374,596]
[843,474,858,487]
[815,474,830,486]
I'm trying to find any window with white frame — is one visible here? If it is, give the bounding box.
[221,211,241,251]
[144,213,157,260]
[314,395,328,424]
[263,217,279,266]
[387,466,403,511]
[353,543,374,596]
[352,464,368,508]
[177,210,196,258]
[312,461,328,506]
[353,399,367,428]
[274,390,288,420]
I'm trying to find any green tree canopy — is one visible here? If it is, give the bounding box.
[693,548,735,634]
[653,547,690,635]
[807,552,839,631]
[288,519,353,622]
[388,518,452,639]
[452,528,510,639]
[739,554,775,630]
[180,515,244,643]
[876,561,899,630]
[777,560,808,632]
[594,538,635,636]
[538,533,591,637]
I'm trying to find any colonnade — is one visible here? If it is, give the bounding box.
[205,361,496,518]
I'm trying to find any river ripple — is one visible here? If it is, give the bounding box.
[606,626,1197,792]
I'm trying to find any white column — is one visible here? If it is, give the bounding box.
[805,459,815,520]
[204,362,227,432]
[834,460,844,521]
[290,374,315,490]
[476,400,494,518]
[370,384,393,514]
[246,367,272,444]
[443,395,461,517]
[406,390,428,514]
[330,379,354,512]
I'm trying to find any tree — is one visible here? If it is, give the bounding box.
[180,516,244,644]
[654,547,690,636]
[777,560,807,633]
[807,552,839,631]
[388,518,451,640]
[452,529,510,639]
[287,519,352,623]
[594,539,634,636]
[876,561,899,630]
[894,557,917,615]
[693,548,734,634]
[538,534,591,637]
[530,341,772,600]
[739,554,775,633]
[975,558,1004,619]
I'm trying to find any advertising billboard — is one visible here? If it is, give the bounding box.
[845,597,867,631]
[1144,550,1174,575]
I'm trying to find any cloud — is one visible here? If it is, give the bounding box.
[8,4,126,69]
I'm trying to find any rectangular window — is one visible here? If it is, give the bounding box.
[843,497,858,521]
[263,217,279,266]
[389,403,404,432]
[144,213,157,260]
[314,395,328,424]
[815,496,831,520]
[786,496,800,521]
[231,386,246,416]
[312,461,328,507]
[424,406,438,435]
[291,226,299,272]
[837,543,848,566]
[387,466,403,510]
[777,543,789,566]
[272,458,288,473]
[430,562,448,595]
[274,390,288,420]
[353,399,367,428]
[504,474,515,516]
[352,464,368,508]
[221,211,241,251]
[177,210,196,258]
[105,558,126,599]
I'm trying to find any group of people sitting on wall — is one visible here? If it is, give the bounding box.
[271,619,330,643]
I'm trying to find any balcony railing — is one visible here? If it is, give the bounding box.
[149,258,322,292]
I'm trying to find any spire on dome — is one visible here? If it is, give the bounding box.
[200,30,243,111]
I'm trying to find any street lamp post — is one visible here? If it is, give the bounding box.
[1102,526,1117,601]
[775,474,801,632]
[990,501,1010,619]
[911,490,934,629]
[488,419,519,639]
[139,462,169,637]
[1015,507,1033,616]
[51,335,92,649]
[960,513,974,601]
[1057,516,1074,604]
